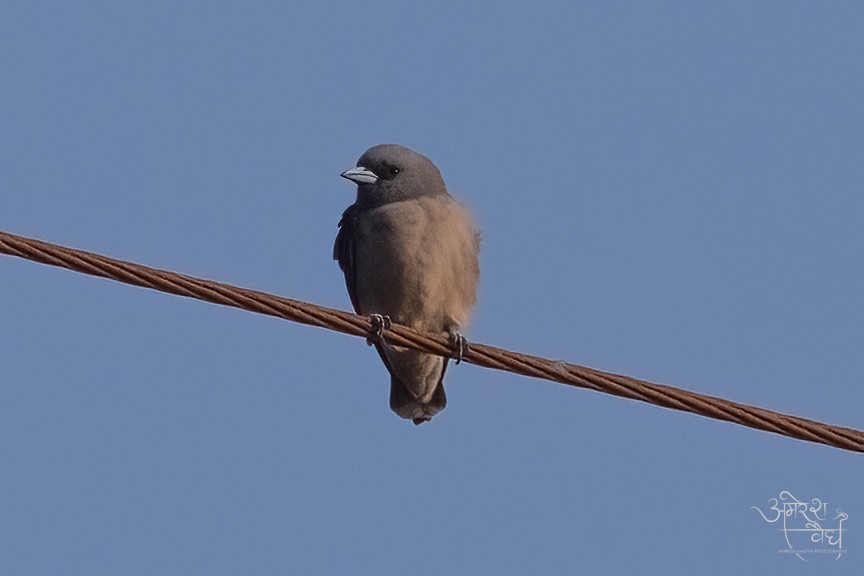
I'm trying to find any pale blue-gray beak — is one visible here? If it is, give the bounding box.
[341,166,379,185]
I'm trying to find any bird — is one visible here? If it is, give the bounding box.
[334,144,480,424]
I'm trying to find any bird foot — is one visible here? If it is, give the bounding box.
[366,314,392,347]
[449,331,468,364]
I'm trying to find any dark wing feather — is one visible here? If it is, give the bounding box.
[334,208,393,381]
[333,204,363,315]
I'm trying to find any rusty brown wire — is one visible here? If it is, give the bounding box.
[2,229,862,453]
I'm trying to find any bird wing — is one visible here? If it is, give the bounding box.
[333,204,363,315]
[334,207,411,405]
[335,204,394,368]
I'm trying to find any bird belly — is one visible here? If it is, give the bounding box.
[353,197,477,333]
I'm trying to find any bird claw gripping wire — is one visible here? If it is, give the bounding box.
[366,314,392,347]
[449,332,468,365]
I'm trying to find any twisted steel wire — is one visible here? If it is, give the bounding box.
[2,229,862,453]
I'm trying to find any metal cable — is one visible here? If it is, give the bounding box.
[2,229,862,453]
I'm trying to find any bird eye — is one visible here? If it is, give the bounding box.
[389,166,400,176]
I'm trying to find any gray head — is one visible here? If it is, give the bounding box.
[341,144,448,207]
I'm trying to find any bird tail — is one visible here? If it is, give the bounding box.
[389,375,447,425]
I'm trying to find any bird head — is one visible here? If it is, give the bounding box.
[341,144,447,207]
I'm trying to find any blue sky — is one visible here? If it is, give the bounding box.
[1,2,862,574]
